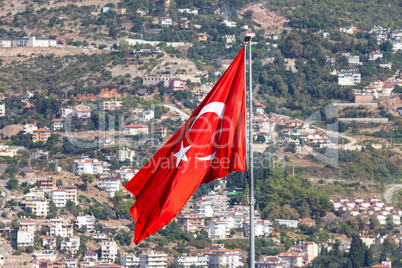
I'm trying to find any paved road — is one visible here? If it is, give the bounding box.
[0,181,10,209]
[162,104,190,120]
[314,125,358,149]
[384,184,402,204]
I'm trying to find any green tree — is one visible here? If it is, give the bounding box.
[349,234,365,268]
[80,174,95,190]
[7,178,19,190]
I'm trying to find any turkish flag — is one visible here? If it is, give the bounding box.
[124,47,246,244]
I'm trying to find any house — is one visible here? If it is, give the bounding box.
[240,31,256,39]
[325,57,335,66]
[299,218,315,227]
[77,109,91,118]
[347,56,361,65]
[256,256,285,268]
[337,70,361,86]
[196,33,207,41]
[52,122,63,131]
[123,123,149,136]
[111,167,138,180]
[84,251,98,261]
[101,240,119,263]
[159,17,172,27]
[275,219,299,228]
[176,213,205,233]
[117,8,126,15]
[139,251,168,268]
[22,103,36,112]
[98,177,121,196]
[289,242,319,264]
[170,78,187,91]
[178,8,198,15]
[369,51,383,61]
[213,9,222,15]
[32,129,51,142]
[101,7,110,13]
[155,125,168,137]
[220,20,236,28]
[71,158,110,175]
[204,248,243,268]
[140,110,154,121]
[61,107,74,117]
[223,35,236,44]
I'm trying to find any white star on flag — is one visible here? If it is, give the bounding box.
[173,142,192,167]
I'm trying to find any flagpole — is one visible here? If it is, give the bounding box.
[247,36,255,268]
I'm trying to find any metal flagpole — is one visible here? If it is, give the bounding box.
[248,37,255,268]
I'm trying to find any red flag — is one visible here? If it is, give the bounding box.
[124,47,246,244]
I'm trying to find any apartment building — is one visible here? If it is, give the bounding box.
[20,219,38,233]
[71,158,110,175]
[61,236,80,254]
[40,236,56,249]
[17,231,35,248]
[159,17,172,27]
[32,129,52,142]
[289,242,319,264]
[175,254,208,268]
[37,177,57,191]
[49,219,73,238]
[121,255,140,268]
[142,74,174,86]
[76,215,95,231]
[102,101,122,111]
[369,51,383,61]
[61,185,78,204]
[276,251,306,267]
[208,219,230,239]
[50,189,67,207]
[26,199,48,217]
[337,70,361,86]
[204,248,243,268]
[176,213,205,233]
[118,147,135,162]
[98,177,120,196]
[101,240,119,263]
[139,251,167,268]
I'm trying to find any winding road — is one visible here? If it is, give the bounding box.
[384,185,402,204]
[162,104,190,120]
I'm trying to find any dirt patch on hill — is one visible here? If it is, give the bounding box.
[0,124,23,138]
[237,3,289,33]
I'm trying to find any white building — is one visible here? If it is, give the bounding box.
[204,248,243,268]
[71,158,110,175]
[98,177,120,196]
[289,241,319,264]
[118,147,135,162]
[23,124,38,134]
[61,185,78,204]
[208,219,230,239]
[26,36,57,47]
[243,219,272,237]
[159,17,172,27]
[76,215,95,231]
[25,199,48,217]
[220,20,236,28]
[101,240,119,263]
[111,168,138,180]
[121,255,140,268]
[49,219,73,238]
[337,70,361,86]
[141,110,154,121]
[139,251,167,268]
[175,254,208,268]
[178,8,198,15]
[61,236,80,254]
[369,51,383,61]
[347,56,360,65]
[17,231,34,248]
[50,189,67,207]
[275,219,299,228]
[277,251,305,267]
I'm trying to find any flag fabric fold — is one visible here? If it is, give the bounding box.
[124,47,246,244]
